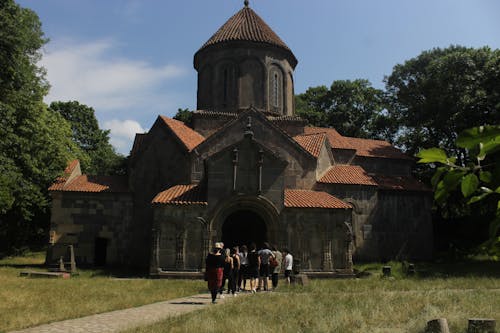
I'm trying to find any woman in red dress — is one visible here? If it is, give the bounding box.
[206,242,225,304]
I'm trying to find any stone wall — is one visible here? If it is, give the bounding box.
[151,205,207,272]
[280,208,352,270]
[371,191,433,261]
[129,120,193,268]
[48,191,133,266]
[192,111,318,190]
[315,183,378,260]
[194,43,295,116]
[354,156,412,176]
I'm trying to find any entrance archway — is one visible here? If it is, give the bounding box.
[222,210,267,249]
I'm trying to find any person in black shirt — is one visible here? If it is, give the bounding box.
[247,242,260,293]
[206,242,225,303]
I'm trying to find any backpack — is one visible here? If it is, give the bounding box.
[269,256,278,268]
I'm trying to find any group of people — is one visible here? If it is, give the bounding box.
[205,241,293,304]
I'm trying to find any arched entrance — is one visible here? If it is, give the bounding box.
[222,210,267,249]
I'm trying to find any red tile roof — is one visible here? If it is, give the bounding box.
[49,175,129,193]
[152,184,207,205]
[64,159,79,176]
[319,165,377,186]
[160,116,205,151]
[372,175,431,192]
[343,136,412,160]
[303,126,411,160]
[303,127,353,150]
[199,6,293,55]
[284,189,352,209]
[293,133,326,158]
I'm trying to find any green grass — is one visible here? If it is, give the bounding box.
[0,252,205,332]
[125,278,500,333]
[2,253,499,333]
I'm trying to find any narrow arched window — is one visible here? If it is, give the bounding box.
[273,73,279,107]
[223,68,228,104]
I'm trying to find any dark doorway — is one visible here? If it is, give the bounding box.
[94,237,108,266]
[222,210,267,249]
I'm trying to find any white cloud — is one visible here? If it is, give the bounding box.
[104,119,146,154]
[40,38,190,154]
[40,39,187,112]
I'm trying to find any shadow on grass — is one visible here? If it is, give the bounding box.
[85,266,150,278]
[416,260,500,279]
[355,259,500,279]
[0,263,46,269]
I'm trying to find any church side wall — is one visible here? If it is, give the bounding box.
[354,156,412,176]
[315,183,379,260]
[151,205,207,272]
[370,191,433,261]
[280,208,352,271]
[48,192,133,267]
[129,126,192,268]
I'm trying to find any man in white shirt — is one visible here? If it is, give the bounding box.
[283,248,293,285]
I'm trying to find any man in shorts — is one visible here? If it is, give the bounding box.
[283,248,293,285]
[258,242,273,291]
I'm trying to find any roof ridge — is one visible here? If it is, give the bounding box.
[159,115,205,151]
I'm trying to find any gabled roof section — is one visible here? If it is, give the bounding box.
[152,184,207,205]
[198,5,295,62]
[159,116,205,151]
[304,126,411,160]
[284,189,352,209]
[319,165,378,186]
[293,133,327,158]
[194,108,316,161]
[64,159,79,176]
[49,175,129,193]
[343,137,413,160]
[303,127,353,150]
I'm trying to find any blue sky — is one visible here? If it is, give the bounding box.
[17,0,500,154]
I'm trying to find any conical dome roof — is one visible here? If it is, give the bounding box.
[196,5,297,65]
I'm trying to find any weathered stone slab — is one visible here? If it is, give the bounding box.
[425,318,450,333]
[20,271,71,279]
[468,318,496,333]
[293,274,309,286]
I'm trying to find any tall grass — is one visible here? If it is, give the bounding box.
[2,253,499,333]
[126,278,500,333]
[0,252,205,332]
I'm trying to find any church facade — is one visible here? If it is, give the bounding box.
[47,4,433,276]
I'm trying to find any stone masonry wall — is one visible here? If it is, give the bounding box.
[48,191,133,266]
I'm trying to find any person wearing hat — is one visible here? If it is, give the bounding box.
[206,242,225,303]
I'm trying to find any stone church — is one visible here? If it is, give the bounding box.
[48,3,433,276]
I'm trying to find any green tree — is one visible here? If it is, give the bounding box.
[385,46,500,158]
[417,126,500,257]
[173,108,193,124]
[296,79,386,138]
[0,1,84,254]
[49,101,126,176]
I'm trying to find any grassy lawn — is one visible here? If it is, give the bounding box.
[0,252,205,332]
[1,253,499,333]
[125,262,500,333]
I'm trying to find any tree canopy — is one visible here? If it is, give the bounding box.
[295,79,386,139]
[384,45,500,158]
[0,0,85,254]
[49,101,126,176]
